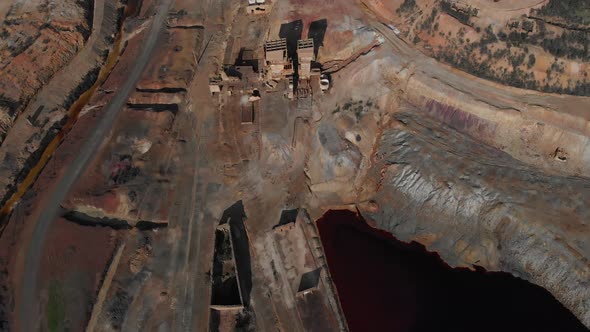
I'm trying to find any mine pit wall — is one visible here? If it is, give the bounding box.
[359,113,590,327]
[0,0,123,210]
[398,69,590,178]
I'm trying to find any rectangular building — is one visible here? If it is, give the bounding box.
[264,38,293,78]
[297,39,315,79]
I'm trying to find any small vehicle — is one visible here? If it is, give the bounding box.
[384,23,401,35]
[320,74,330,91]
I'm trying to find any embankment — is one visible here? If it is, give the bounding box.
[0,0,123,217]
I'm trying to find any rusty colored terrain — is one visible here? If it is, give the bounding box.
[0,0,91,139]
[0,0,589,331]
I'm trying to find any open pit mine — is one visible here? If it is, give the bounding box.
[0,0,589,331]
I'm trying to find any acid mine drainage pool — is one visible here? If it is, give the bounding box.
[316,210,588,332]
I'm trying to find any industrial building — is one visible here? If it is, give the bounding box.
[297,39,315,80]
[264,38,293,79]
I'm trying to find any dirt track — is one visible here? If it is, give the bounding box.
[17,0,173,330]
[0,0,14,19]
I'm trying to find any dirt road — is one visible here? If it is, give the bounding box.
[367,16,590,123]
[17,0,174,330]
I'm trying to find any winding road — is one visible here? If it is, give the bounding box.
[365,12,590,122]
[18,0,174,330]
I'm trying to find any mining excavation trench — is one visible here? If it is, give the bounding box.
[0,4,129,226]
[316,210,589,332]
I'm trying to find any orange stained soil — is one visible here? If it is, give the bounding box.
[0,28,124,221]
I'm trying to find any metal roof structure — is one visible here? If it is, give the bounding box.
[264,38,288,63]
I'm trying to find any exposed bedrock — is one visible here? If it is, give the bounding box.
[358,111,590,327]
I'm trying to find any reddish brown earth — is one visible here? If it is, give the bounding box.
[38,218,117,331]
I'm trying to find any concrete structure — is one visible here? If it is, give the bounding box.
[221,44,260,89]
[270,209,348,331]
[209,305,245,332]
[296,78,311,99]
[241,102,255,124]
[264,38,292,79]
[297,39,315,79]
[247,0,268,14]
[211,224,244,307]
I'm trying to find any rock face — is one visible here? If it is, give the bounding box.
[0,0,91,141]
[0,0,121,208]
[359,110,590,326]
[62,108,177,226]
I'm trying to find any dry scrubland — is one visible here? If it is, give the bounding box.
[0,0,92,140]
[365,0,590,95]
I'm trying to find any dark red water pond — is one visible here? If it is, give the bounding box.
[316,210,588,332]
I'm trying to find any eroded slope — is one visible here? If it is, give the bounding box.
[360,110,590,326]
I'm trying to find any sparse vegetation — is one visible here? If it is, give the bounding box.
[338,100,373,120]
[343,101,352,111]
[421,8,438,32]
[47,281,65,332]
[399,0,590,96]
[497,23,590,61]
[534,0,590,26]
[396,0,417,14]
[527,54,536,68]
[435,42,590,96]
